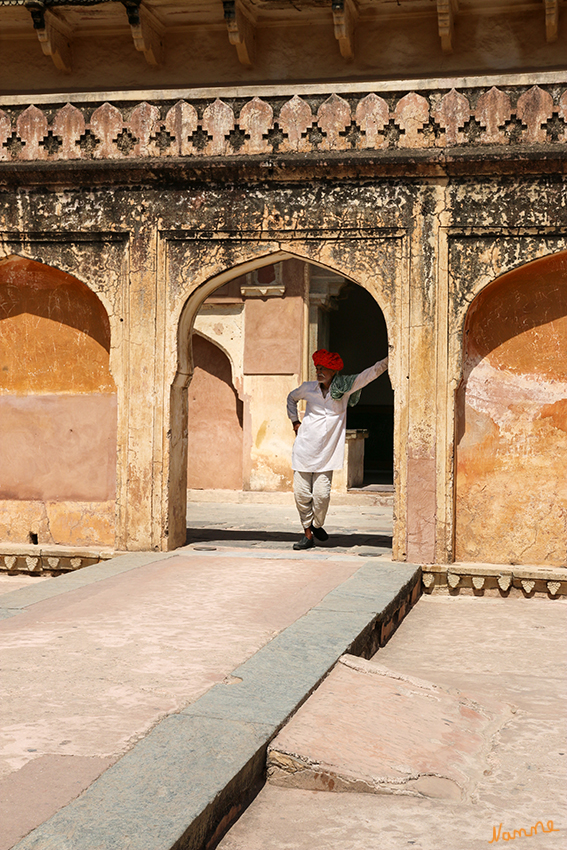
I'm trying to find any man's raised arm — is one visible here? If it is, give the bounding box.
[349,356,389,394]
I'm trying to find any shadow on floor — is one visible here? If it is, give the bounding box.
[185,527,393,550]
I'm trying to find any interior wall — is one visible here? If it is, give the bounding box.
[186,258,307,493]
[455,252,567,565]
[241,259,305,491]
[0,256,117,546]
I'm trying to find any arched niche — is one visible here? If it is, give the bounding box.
[0,256,117,547]
[455,250,567,566]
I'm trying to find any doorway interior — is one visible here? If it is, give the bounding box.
[328,281,393,487]
[186,259,393,493]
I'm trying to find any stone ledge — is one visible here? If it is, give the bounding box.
[11,559,421,850]
[421,563,567,597]
[0,545,124,575]
[2,70,567,108]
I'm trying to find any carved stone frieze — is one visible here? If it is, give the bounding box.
[1,83,566,166]
[419,565,566,597]
[0,548,114,574]
[497,574,512,592]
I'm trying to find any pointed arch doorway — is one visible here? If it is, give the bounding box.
[185,258,392,497]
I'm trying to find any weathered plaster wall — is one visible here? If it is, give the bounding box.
[0,257,117,546]
[456,252,567,565]
[0,99,565,565]
[187,334,243,491]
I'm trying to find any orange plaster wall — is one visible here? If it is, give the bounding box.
[0,256,114,394]
[455,252,567,565]
[0,257,117,545]
[187,335,243,490]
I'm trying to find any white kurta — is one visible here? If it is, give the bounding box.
[286,358,388,472]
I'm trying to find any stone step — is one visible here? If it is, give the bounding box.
[187,488,394,506]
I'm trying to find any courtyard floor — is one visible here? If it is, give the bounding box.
[0,499,565,850]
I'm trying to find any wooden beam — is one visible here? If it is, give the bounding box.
[223,0,254,67]
[332,0,357,62]
[437,0,458,54]
[26,3,72,73]
[544,0,559,42]
[123,2,165,68]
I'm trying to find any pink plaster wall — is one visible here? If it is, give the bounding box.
[455,252,567,565]
[243,260,304,375]
[0,394,117,501]
[187,335,243,490]
[406,456,437,564]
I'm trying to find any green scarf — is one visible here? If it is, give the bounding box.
[329,373,361,407]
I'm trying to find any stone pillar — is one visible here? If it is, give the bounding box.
[116,226,162,551]
[404,187,441,564]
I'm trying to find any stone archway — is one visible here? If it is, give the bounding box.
[168,246,397,550]
[455,251,567,566]
[0,256,117,547]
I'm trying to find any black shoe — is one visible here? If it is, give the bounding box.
[311,525,329,541]
[293,534,314,550]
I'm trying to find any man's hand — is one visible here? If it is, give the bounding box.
[292,420,301,434]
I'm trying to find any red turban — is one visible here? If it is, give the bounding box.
[312,349,343,371]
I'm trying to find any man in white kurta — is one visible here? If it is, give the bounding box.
[286,349,389,549]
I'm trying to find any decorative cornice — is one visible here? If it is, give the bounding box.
[1,84,566,167]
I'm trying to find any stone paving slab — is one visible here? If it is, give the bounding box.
[184,501,394,554]
[267,655,512,800]
[1,538,418,850]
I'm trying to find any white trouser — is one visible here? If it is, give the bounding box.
[293,470,333,530]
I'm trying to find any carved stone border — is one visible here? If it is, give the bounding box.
[1,84,566,165]
[422,564,567,597]
[0,547,117,575]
